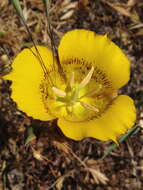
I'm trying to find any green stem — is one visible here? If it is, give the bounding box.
[102,125,141,159]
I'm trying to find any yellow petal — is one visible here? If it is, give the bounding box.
[57,95,136,141]
[58,29,130,89]
[4,46,55,120]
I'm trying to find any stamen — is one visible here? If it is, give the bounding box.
[80,84,103,99]
[80,101,99,112]
[70,72,75,88]
[79,66,94,88]
[52,87,66,97]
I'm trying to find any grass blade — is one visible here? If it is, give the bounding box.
[42,0,66,80]
[11,0,25,21]
[43,0,51,18]
[102,125,141,159]
[11,0,53,82]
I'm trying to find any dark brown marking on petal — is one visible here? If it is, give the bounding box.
[61,57,113,89]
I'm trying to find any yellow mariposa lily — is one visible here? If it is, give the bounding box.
[4,29,136,142]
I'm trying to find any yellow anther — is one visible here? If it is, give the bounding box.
[79,66,94,88]
[52,87,66,97]
[80,101,99,112]
[81,84,103,98]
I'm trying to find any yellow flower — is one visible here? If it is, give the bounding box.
[4,29,136,142]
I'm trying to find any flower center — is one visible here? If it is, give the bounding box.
[51,66,100,115]
[40,60,116,122]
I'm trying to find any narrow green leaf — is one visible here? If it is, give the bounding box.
[11,0,36,48]
[43,0,51,18]
[11,0,25,21]
[102,125,141,159]
[11,0,47,68]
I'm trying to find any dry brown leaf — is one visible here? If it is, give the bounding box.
[130,23,143,30]
[56,177,64,190]
[78,0,89,7]
[53,141,71,154]
[68,149,108,185]
[102,0,140,23]
[49,169,74,190]
[62,2,78,12]
[86,159,100,169]
[60,10,74,20]
[32,148,50,162]
[32,148,44,161]
[103,1,131,17]
[127,0,138,7]
[60,1,77,20]
[86,168,109,185]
